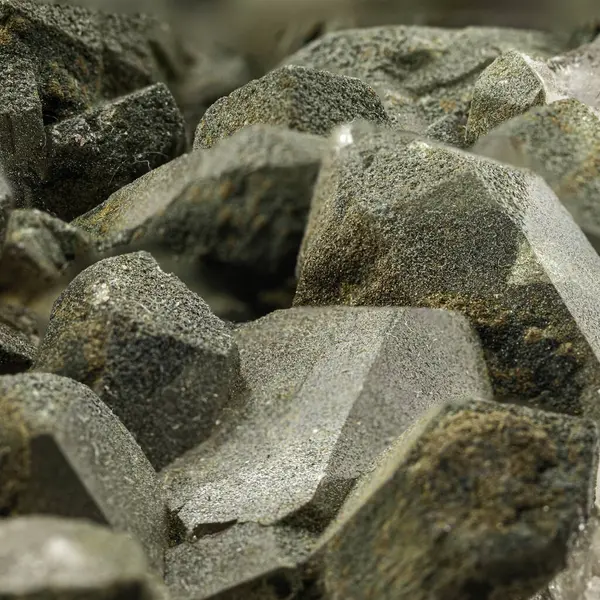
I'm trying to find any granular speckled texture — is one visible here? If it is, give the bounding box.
[0,372,166,573]
[474,99,600,251]
[0,516,160,599]
[2,1,600,596]
[0,208,94,303]
[194,65,390,149]
[0,321,36,375]
[295,124,600,422]
[0,302,40,344]
[34,251,240,470]
[77,125,326,290]
[73,150,208,244]
[161,306,492,541]
[31,83,185,220]
[318,399,599,600]
[0,0,173,205]
[166,522,317,600]
[465,50,557,144]
[0,58,46,189]
[283,25,569,144]
[141,125,327,290]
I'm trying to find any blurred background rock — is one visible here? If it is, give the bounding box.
[38,0,600,73]
[31,0,599,141]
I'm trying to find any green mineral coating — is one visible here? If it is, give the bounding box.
[294,131,600,422]
[465,50,548,144]
[296,203,599,418]
[0,399,29,515]
[282,25,569,142]
[320,399,598,600]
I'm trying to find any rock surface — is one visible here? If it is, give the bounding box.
[474,99,600,252]
[318,399,599,600]
[283,25,569,143]
[194,65,390,149]
[32,82,186,220]
[0,208,94,303]
[464,34,600,149]
[0,1,599,597]
[166,522,316,600]
[0,0,179,207]
[35,251,240,470]
[0,516,163,599]
[162,306,492,541]
[74,125,326,317]
[72,150,207,247]
[0,319,36,374]
[77,125,325,275]
[295,124,600,422]
[0,372,166,572]
[465,50,559,144]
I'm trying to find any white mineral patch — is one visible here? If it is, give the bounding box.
[42,536,86,570]
[91,281,111,307]
[546,515,600,599]
[334,124,354,150]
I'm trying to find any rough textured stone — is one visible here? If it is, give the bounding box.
[0,516,161,599]
[0,208,94,304]
[72,151,206,247]
[35,251,240,470]
[0,210,43,373]
[0,0,166,110]
[28,83,185,221]
[0,372,166,572]
[162,306,492,540]
[194,65,390,149]
[0,172,12,247]
[474,99,600,251]
[317,399,598,600]
[143,126,325,296]
[0,319,36,374]
[0,302,39,346]
[76,125,325,272]
[0,0,174,205]
[0,57,46,192]
[166,523,316,600]
[295,124,600,422]
[283,26,568,144]
[74,125,326,317]
[466,50,559,144]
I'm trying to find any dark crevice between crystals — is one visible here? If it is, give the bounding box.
[278,477,359,535]
[192,519,239,539]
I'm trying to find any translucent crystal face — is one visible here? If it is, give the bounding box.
[539,513,600,600]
